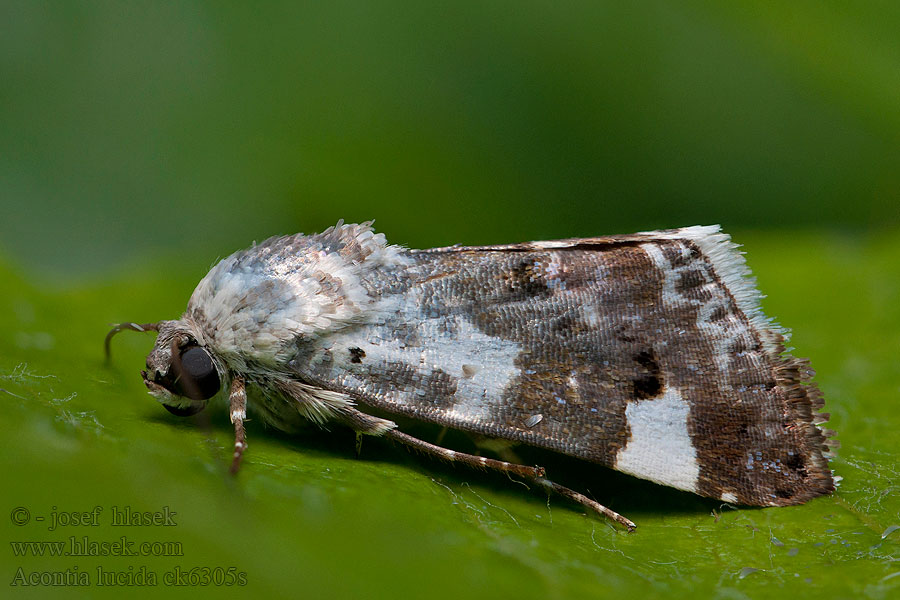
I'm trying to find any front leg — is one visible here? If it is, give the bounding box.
[228,376,247,474]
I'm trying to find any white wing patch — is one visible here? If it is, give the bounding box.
[314,289,524,424]
[614,387,699,493]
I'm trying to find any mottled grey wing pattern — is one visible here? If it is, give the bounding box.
[289,230,834,507]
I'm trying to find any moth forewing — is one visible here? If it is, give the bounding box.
[109,221,835,530]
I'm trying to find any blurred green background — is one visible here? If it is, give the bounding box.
[2,0,898,277]
[2,2,899,599]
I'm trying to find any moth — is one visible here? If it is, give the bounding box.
[106,222,837,530]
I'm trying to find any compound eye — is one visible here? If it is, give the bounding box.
[176,346,220,400]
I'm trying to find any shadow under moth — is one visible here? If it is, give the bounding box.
[106,222,837,530]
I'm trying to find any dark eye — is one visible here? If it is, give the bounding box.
[175,346,220,400]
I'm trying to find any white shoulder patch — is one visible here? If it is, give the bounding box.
[186,222,411,365]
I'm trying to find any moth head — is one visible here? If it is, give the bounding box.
[106,320,223,416]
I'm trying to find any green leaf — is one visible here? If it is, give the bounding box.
[2,230,898,598]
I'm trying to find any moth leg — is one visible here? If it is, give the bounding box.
[333,407,396,458]
[336,408,538,478]
[534,478,636,532]
[383,429,545,481]
[228,376,247,475]
[338,409,635,529]
[383,429,635,531]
